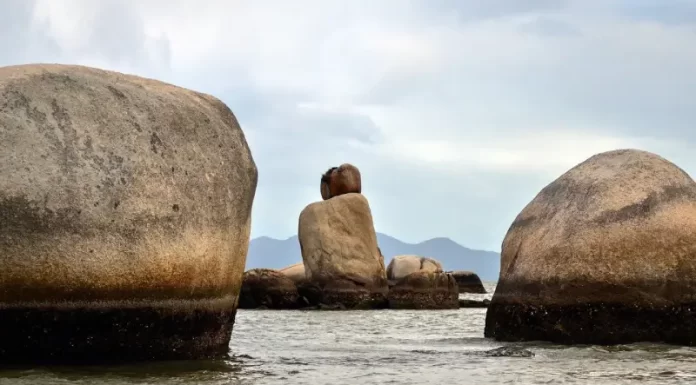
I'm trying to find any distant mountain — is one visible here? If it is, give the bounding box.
[245,233,501,281]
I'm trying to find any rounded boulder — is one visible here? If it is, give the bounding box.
[320,163,361,200]
[386,255,443,281]
[449,271,486,294]
[0,64,258,362]
[485,149,696,345]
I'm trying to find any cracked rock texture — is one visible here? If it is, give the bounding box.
[485,149,696,345]
[0,63,258,362]
[298,193,388,308]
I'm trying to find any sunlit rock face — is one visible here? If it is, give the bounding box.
[485,149,696,346]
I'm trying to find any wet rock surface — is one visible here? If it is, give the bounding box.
[239,269,300,309]
[483,346,535,358]
[458,299,490,308]
[388,272,458,309]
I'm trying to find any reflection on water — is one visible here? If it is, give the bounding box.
[3,283,696,384]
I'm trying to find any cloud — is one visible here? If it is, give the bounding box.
[3,0,696,252]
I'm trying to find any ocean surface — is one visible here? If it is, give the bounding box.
[3,282,696,384]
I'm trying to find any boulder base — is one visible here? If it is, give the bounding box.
[485,149,696,345]
[239,269,300,309]
[0,301,235,363]
[388,272,458,309]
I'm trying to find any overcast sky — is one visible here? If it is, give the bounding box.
[2,0,696,251]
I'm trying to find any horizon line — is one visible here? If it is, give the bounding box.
[251,233,501,253]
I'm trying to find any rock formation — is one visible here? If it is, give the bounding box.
[485,149,696,345]
[279,262,306,284]
[0,64,257,362]
[320,163,361,200]
[449,271,486,293]
[298,193,388,309]
[239,269,300,309]
[386,255,443,281]
[388,272,459,309]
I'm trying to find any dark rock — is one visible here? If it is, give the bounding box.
[459,299,490,308]
[239,269,300,309]
[484,346,534,358]
[449,271,486,293]
[388,272,459,309]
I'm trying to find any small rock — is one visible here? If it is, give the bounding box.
[484,346,535,358]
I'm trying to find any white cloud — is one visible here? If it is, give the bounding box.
[4,0,696,251]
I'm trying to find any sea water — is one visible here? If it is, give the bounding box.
[3,283,696,384]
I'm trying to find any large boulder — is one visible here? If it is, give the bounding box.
[239,269,299,309]
[320,163,361,200]
[449,271,486,293]
[0,64,257,362]
[485,149,696,345]
[388,272,459,309]
[386,255,443,281]
[298,193,388,308]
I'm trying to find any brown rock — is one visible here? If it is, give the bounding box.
[388,272,459,309]
[298,193,388,308]
[279,262,306,284]
[386,255,443,281]
[449,271,486,293]
[485,149,696,345]
[320,163,361,200]
[239,269,299,309]
[0,64,257,362]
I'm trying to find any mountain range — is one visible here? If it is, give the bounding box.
[245,233,501,281]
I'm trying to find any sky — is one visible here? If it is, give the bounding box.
[2,0,696,252]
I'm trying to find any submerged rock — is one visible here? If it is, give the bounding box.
[483,346,535,358]
[450,271,486,294]
[0,64,257,362]
[239,269,300,309]
[459,299,490,308]
[485,149,696,346]
[386,255,443,281]
[298,193,388,309]
[388,272,459,309]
